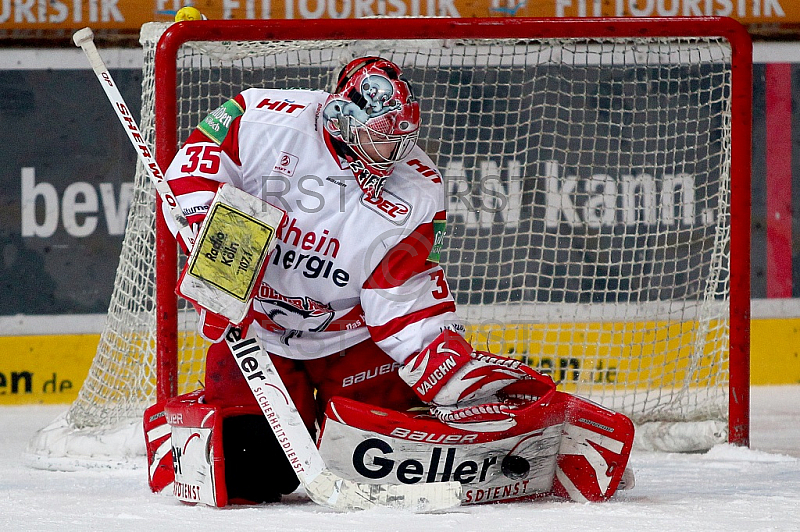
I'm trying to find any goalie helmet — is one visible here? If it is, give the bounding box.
[323,57,420,197]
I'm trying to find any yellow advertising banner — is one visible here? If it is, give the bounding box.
[0,334,96,405]
[465,319,729,392]
[0,315,797,405]
[1,0,798,35]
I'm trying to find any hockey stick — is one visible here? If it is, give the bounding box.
[73,27,462,512]
[226,325,462,511]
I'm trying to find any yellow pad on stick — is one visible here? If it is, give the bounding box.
[179,184,285,323]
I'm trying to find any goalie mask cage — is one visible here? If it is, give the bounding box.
[26,16,751,468]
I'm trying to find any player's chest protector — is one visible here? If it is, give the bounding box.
[236,126,418,331]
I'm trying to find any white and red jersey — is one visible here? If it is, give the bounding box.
[164,88,463,363]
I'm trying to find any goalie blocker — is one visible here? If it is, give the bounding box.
[145,386,634,506]
[176,183,286,341]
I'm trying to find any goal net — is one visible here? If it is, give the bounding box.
[26,17,751,467]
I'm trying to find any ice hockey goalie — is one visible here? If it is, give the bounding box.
[143,55,635,507]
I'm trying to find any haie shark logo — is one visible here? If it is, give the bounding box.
[255,284,335,333]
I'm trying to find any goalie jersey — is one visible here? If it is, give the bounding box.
[164,88,463,363]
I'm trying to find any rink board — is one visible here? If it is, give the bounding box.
[0,334,97,404]
[466,319,729,390]
[0,313,798,404]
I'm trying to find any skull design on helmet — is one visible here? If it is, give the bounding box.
[323,57,420,197]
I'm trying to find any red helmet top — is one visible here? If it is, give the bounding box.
[323,57,420,197]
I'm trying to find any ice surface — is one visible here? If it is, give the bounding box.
[2,386,798,531]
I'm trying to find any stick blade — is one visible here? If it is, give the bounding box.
[306,471,462,513]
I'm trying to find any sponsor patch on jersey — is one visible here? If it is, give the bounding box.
[255,97,308,116]
[273,151,299,177]
[198,99,244,145]
[360,190,412,225]
[429,219,446,263]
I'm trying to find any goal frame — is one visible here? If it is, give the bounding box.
[153,16,752,446]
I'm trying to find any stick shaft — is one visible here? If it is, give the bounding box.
[72,23,330,490]
[227,327,327,480]
[73,27,196,250]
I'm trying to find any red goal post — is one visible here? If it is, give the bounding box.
[154,17,751,447]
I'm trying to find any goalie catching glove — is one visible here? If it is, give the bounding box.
[399,330,555,431]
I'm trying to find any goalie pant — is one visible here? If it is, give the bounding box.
[317,392,636,504]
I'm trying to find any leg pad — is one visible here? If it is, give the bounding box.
[165,390,300,506]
